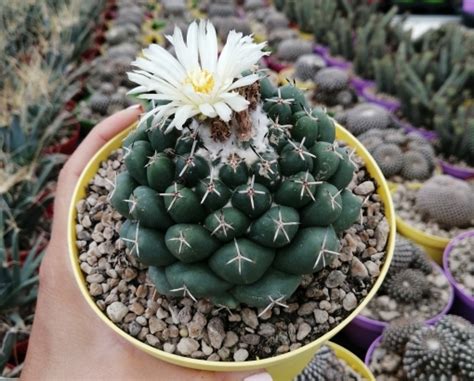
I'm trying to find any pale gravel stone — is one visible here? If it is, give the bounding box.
[241,308,258,329]
[296,322,311,340]
[177,338,200,356]
[207,317,225,349]
[107,302,128,323]
[233,348,249,362]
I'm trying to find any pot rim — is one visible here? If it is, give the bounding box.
[67,122,396,372]
[442,230,474,304]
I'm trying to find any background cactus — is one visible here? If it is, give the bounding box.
[295,345,347,381]
[416,175,474,228]
[358,128,436,181]
[276,38,313,63]
[381,319,424,354]
[339,104,391,136]
[313,68,356,107]
[294,54,326,82]
[111,81,362,309]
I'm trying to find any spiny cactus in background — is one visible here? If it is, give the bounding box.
[244,0,265,12]
[294,0,317,33]
[216,18,252,41]
[386,269,429,303]
[313,68,356,107]
[327,16,354,61]
[403,326,457,381]
[416,175,474,228]
[268,28,298,49]
[294,54,326,82]
[358,129,436,181]
[389,235,432,275]
[381,319,424,354]
[434,103,474,166]
[161,0,187,17]
[264,12,289,30]
[112,78,362,309]
[437,315,474,342]
[295,345,347,381]
[207,3,235,18]
[339,104,391,136]
[276,39,313,62]
[311,0,338,46]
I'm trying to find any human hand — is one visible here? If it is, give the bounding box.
[22,105,272,381]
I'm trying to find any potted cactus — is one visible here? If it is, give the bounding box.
[365,315,474,380]
[344,235,454,349]
[68,21,395,380]
[443,231,474,322]
[296,342,374,380]
[393,175,474,263]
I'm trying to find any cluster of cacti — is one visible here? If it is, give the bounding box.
[295,345,347,381]
[276,38,313,63]
[381,236,432,303]
[357,128,436,181]
[111,79,362,309]
[416,175,474,228]
[214,17,252,41]
[313,68,357,108]
[161,0,187,18]
[293,54,326,82]
[379,315,474,381]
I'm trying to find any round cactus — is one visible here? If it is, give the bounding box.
[295,346,347,381]
[403,326,457,381]
[113,22,363,311]
[89,92,111,115]
[208,3,235,18]
[314,68,349,93]
[381,319,425,354]
[386,269,429,303]
[111,82,361,309]
[294,54,326,82]
[217,18,252,40]
[436,315,474,342]
[400,150,432,181]
[341,104,391,136]
[268,28,298,48]
[372,144,404,178]
[276,39,313,62]
[416,175,474,228]
[264,12,289,30]
[459,339,474,379]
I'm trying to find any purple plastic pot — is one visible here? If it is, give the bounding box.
[443,231,474,322]
[263,56,288,73]
[364,336,382,367]
[343,262,454,350]
[439,160,474,180]
[324,54,352,70]
[400,120,439,142]
[361,86,400,113]
[351,76,375,94]
[313,44,329,58]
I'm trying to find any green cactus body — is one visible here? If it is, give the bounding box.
[204,207,250,242]
[232,268,302,308]
[113,77,362,309]
[328,148,355,189]
[301,183,343,226]
[274,226,339,274]
[120,222,176,267]
[209,238,275,285]
[309,142,341,180]
[161,184,206,223]
[165,224,220,263]
[124,141,154,185]
[248,206,300,248]
[146,153,175,192]
[232,178,272,218]
[332,190,362,232]
[279,141,315,176]
[275,171,319,208]
[130,186,173,230]
[110,171,138,218]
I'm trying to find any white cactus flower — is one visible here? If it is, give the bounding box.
[128,20,267,131]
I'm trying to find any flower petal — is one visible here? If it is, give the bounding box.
[220,93,249,112]
[214,102,233,122]
[199,103,218,118]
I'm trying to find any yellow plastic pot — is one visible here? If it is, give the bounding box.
[392,183,449,264]
[327,342,375,381]
[68,123,395,381]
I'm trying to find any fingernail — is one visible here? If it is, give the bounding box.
[243,373,273,381]
[127,103,144,112]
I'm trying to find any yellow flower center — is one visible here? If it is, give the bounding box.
[186,69,215,94]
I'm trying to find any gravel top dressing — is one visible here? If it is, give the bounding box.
[448,235,474,296]
[75,148,389,361]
